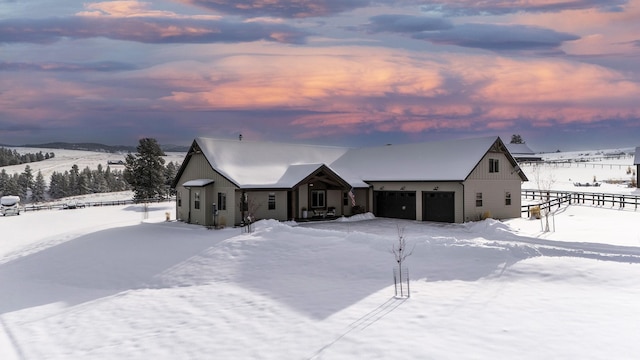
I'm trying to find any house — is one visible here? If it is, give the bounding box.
[505,143,542,162]
[172,136,528,227]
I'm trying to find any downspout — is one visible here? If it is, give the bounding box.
[241,189,246,225]
[188,187,192,223]
[460,182,465,223]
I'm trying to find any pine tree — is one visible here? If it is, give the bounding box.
[0,169,9,196]
[510,134,524,144]
[93,164,109,193]
[165,161,178,186]
[18,165,34,201]
[124,138,166,202]
[32,171,47,203]
[48,171,69,199]
[68,164,80,196]
[77,173,90,195]
[6,173,20,196]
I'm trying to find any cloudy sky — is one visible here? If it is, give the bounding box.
[1,0,639,151]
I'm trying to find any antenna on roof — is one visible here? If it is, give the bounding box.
[239,133,243,141]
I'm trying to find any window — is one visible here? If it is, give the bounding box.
[177,192,182,207]
[505,191,512,206]
[217,192,226,210]
[194,191,200,210]
[343,192,349,206]
[489,158,500,173]
[476,192,483,207]
[268,193,276,210]
[311,190,326,208]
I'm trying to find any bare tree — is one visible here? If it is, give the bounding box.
[391,225,414,297]
[238,192,262,233]
[531,165,556,232]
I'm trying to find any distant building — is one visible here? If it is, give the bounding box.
[505,143,542,162]
[172,136,528,227]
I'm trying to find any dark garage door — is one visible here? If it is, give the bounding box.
[375,191,416,220]
[422,191,455,223]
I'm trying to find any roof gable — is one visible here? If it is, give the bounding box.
[193,137,350,187]
[331,136,525,182]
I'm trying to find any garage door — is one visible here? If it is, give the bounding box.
[375,191,416,220]
[422,191,455,223]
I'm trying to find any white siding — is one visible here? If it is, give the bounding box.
[465,152,523,221]
[175,153,238,226]
[235,190,289,224]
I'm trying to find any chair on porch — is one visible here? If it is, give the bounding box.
[326,207,336,217]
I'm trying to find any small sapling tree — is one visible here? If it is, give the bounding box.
[531,165,556,232]
[238,192,262,233]
[391,225,414,297]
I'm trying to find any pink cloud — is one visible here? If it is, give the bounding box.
[3,43,639,141]
[150,47,640,135]
[77,1,221,19]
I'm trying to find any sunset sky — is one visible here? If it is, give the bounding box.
[1,0,639,151]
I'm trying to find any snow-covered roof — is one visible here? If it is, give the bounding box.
[506,143,536,156]
[182,179,215,187]
[331,136,506,182]
[275,164,323,188]
[179,135,524,189]
[194,137,350,187]
[1,195,21,205]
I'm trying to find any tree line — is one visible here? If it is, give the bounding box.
[0,156,180,203]
[0,147,55,167]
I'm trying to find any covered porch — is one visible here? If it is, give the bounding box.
[289,164,361,221]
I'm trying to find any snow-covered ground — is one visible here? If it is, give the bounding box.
[1,147,639,359]
[520,147,637,195]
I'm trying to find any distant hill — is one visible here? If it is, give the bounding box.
[20,142,135,153]
[160,144,190,152]
[5,142,189,153]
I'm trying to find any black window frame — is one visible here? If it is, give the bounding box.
[311,189,326,209]
[268,193,276,210]
[194,191,201,210]
[489,158,500,173]
[217,192,227,211]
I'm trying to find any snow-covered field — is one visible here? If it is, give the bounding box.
[520,148,637,195]
[2,147,185,184]
[1,147,640,359]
